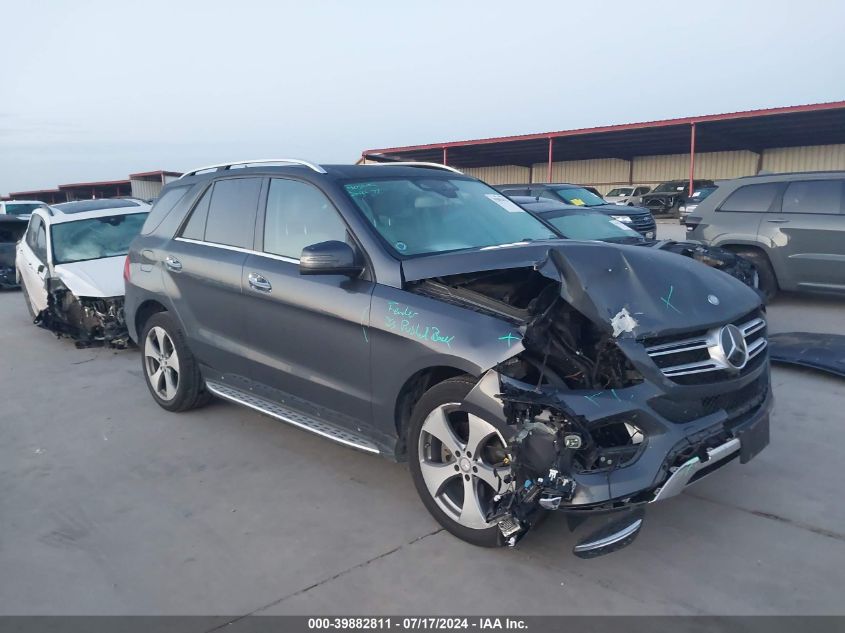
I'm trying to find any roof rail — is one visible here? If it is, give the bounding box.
[178,159,326,179]
[369,161,464,175]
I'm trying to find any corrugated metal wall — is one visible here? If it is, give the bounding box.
[530,158,629,185]
[459,165,530,184]
[761,144,845,172]
[130,179,163,200]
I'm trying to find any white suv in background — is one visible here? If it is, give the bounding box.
[0,199,47,219]
[604,185,651,206]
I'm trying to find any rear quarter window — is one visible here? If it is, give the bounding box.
[718,183,780,213]
[141,185,191,235]
[781,180,844,214]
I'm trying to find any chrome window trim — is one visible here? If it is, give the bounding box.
[174,237,300,264]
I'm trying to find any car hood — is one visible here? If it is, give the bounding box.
[402,241,760,339]
[53,256,125,298]
[641,191,681,199]
[588,203,651,216]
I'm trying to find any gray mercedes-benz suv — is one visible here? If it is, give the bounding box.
[686,171,845,298]
[125,159,771,556]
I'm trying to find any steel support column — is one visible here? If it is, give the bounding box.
[442,147,448,166]
[688,123,697,195]
[547,137,554,183]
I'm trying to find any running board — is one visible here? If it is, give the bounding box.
[205,381,380,455]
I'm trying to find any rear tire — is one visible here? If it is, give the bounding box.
[408,377,512,547]
[140,311,210,412]
[735,249,778,300]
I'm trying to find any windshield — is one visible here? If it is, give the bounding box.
[606,188,633,197]
[5,202,43,216]
[690,186,717,200]
[653,182,686,193]
[344,178,556,256]
[543,211,642,242]
[551,187,606,207]
[53,199,142,214]
[51,212,148,264]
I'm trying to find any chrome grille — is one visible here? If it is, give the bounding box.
[645,316,767,379]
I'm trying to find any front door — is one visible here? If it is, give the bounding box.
[241,177,375,430]
[762,178,845,292]
[17,215,49,312]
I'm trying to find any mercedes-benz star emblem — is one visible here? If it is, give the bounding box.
[708,294,720,305]
[719,324,748,370]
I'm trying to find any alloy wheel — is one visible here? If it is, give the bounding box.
[418,403,510,530]
[144,326,180,401]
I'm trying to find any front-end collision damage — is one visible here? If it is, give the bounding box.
[35,277,128,348]
[654,240,758,290]
[419,244,768,553]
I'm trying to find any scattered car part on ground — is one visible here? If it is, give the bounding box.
[768,332,845,378]
[495,183,656,238]
[605,185,652,206]
[509,196,760,290]
[640,179,715,217]
[0,216,28,289]
[16,200,150,347]
[125,159,771,555]
[686,171,845,299]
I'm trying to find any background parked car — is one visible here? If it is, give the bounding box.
[0,216,29,288]
[640,179,715,217]
[605,185,652,206]
[0,199,46,220]
[510,196,759,289]
[679,185,718,223]
[495,183,656,238]
[16,198,149,346]
[686,171,845,298]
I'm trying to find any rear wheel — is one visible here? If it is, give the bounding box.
[734,248,778,300]
[141,311,210,412]
[408,377,512,547]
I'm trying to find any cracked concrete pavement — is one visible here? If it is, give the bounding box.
[1,220,844,616]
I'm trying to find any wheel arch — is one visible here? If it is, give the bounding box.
[134,299,169,339]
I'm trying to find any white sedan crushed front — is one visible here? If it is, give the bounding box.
[15,198,150,346]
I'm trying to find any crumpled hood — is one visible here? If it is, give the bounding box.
[53,256,125,298]
[403,240,761,340]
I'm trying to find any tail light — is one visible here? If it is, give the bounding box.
[123,255,130,282]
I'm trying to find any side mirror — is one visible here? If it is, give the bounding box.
[299,240,364,277]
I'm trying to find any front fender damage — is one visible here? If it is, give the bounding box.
[35,277,128,348]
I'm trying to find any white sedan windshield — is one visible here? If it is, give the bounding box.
[51,213,148,264]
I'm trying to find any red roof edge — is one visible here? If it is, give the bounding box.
[364,100,845,155]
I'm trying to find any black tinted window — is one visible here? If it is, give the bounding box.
[204,178,262,248]
[181,187,212,240]
[141,186,190,235]
[264,179,347,259]
[781,180,844,214]
[719,183,780,213]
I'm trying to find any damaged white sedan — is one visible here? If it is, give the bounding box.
[16,199,149,347]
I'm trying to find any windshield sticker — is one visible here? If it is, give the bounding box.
[485,193,525,213]
[385,301,454,347]
[346,183,382,197]
[691,191,701,198]
[570,198,585,206]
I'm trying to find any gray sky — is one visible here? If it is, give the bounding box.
[2,0,844,195]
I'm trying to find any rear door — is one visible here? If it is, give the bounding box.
[763,179,845,292]
[17,215,49,311]
[709,182,780,249]
[165,176,262,378]
[241,176,375,429]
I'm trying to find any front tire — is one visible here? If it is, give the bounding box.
[141,311,210,412]
[408,377,512,547]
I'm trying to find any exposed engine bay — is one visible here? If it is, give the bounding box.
[36,277,128,348]
[410,245,771,553]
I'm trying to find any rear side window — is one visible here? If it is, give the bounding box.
[263,178,348,259]
[141,186,190,235]
[719,183,780,213]
[781,180,844,214]
[204,178,262,248]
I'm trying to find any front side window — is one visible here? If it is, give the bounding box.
[635,187,650,195]
[344,178,555,257]
[50,212,148,265]
[263,178,347,259]
[26,216,42,251]
[203,177,262,248]
[719,183,780,213]
[781,180,844,215]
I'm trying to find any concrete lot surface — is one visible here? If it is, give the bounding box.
[2,222,844,615]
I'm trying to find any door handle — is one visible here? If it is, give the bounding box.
[164,255,183,272]
[767,218,790,224]
[248,272,272,292]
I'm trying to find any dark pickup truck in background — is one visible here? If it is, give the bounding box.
[641,179,715,217]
